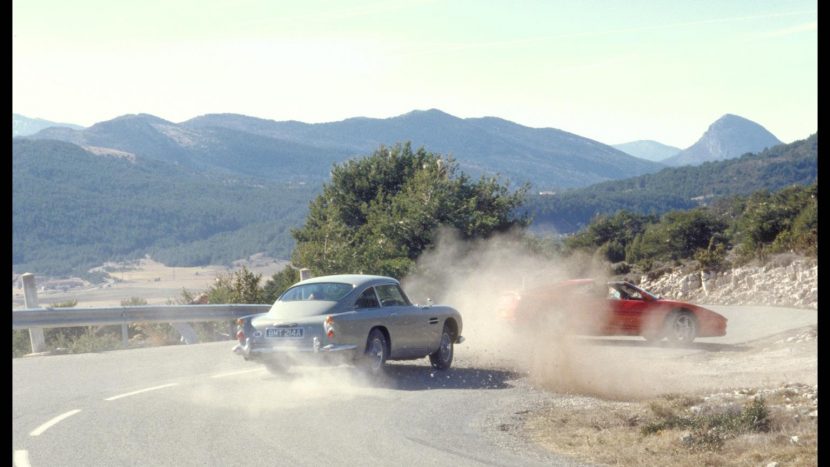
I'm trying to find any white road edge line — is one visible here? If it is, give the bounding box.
[29,409,82,437]
[105,383,179,401]
[211,368,266,378]
[13,450,31,467]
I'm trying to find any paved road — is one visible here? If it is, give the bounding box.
[12,306,815,467]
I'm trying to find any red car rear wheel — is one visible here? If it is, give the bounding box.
[666,310,697,344]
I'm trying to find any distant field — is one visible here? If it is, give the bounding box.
[12,257,289,308]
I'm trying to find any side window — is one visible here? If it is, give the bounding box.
[354,287,380,309]
[376,284,411,307]
[621,285,643,300]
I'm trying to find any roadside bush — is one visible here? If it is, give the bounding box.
[12,330,31,357]
[642,397,771,451]
[694,235,730,272]
[610,261,631,275]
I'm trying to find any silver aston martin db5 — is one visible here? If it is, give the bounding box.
[233,274,464,375]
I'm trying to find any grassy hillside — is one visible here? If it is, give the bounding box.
[12,139,318,277]
[527,134,817,233]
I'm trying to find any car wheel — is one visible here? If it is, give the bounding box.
[362,329,388,376]
[665,310,697,344]
[429,324,454,370]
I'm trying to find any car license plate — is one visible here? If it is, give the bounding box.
[266,328,304,338]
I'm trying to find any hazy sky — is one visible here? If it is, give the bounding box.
[12,0,816,148]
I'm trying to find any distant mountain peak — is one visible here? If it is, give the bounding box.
[663,114,782,166]
[711,113,755,127]
[107,113,173,125]
[394,108,459,121]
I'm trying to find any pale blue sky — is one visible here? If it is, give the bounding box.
[12,0,816,148]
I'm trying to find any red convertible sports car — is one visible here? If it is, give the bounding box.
[498,279,727,344]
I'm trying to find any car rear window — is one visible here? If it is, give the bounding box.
[279,283,353,302]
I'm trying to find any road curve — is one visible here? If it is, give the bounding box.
[12,305,815,466]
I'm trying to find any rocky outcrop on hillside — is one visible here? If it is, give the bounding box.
[662,114,782,166]
[636,257,817,309]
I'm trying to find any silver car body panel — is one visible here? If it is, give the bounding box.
[236,274,463,363]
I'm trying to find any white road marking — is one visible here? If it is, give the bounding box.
[13,450,31,467]
[29,409,82,437]
[104,383,179,401]
[211,368,265,378]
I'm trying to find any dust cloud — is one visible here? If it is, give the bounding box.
[191,357,391,416]
[401,229,705,400]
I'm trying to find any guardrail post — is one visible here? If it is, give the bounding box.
[22,273,46,353]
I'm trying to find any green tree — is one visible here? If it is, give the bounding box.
[565,211,654,262]
[262,266,301,303]
[207,266,265,304]
[736,183,817,257]
[627,209,727,263]
[291,143,529,277]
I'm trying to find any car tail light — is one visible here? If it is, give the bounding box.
[324,315,335,339]
[236,329,245,344]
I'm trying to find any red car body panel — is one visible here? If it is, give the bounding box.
[499,279,727,339]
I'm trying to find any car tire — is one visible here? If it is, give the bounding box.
[429,324,454,370]
[362,329,388,376]
[665,310,697,345]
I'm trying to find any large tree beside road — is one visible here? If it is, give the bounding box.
[290,142,529,278]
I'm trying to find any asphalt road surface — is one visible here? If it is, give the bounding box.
[12,306,816,467]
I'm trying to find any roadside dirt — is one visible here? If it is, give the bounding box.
[515,324,818,466]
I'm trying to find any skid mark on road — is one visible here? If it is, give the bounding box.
[29,409,82,437]
[105,383,179,401]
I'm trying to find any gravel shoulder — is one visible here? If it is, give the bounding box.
[515,323,818,466]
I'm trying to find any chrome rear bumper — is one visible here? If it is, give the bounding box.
[233,338,358,358]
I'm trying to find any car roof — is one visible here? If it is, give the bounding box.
[296,274,399,288]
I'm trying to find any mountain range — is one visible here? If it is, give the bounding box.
[13,113,84,137]
[28,109,664,190]
[14,108,805,277]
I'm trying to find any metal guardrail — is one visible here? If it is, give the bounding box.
[11,304,271,329]
[13,272,274,353]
